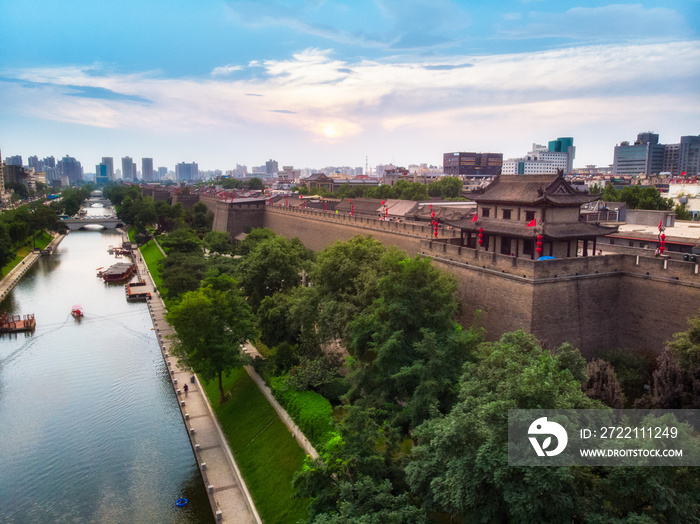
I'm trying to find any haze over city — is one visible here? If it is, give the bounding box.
[1,0,699,171]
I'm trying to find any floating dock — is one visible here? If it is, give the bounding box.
[125,281,152,302]
[0,313,36,333]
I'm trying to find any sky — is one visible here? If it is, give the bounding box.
[1,0,699,173]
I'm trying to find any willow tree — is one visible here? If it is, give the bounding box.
[167,275,256,404]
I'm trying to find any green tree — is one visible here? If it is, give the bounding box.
[676,202,693,220]
[236,235,312,310]
[159,228,202,254]
[248,177,264,190]
[168,275,256,404]
[347,255,463,404]
[0,223,14,270]
[205,231,233,254]
[428,176,462,198]
[159,251,207,299]
[405,330,599,522]
[601,185,674,210]
[236,227,277,256]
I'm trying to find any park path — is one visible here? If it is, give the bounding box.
[131,246,261,524]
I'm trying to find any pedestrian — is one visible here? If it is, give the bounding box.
[655,247,660,257]
[184,383,189,396]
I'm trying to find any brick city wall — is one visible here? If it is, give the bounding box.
[199,195,265,238]
[202,200,700,357]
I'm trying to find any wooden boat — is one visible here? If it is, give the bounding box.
[100,263,137,283]
[71,305,84,318]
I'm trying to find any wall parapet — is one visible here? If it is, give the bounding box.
[265,204,459,240]
[419,239,700,284]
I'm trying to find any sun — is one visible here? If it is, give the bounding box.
[323,124,339,137]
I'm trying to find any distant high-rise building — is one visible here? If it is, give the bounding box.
[141,158,153,182]
[57,155,83,184]
[121,156,137,181]
[95,163,110,184]
[102,157,115,180]
[443,152,503,177]
[5,155,22,166]
[43,156,56,169]
[157,167,167,180]
[175,162,198,181]
[502,137,575,175]
[265,159,278,176]
[613,132,664,176]
[663,135,700,177]
[28,156,40,170]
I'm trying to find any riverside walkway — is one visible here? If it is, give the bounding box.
[0,234,66,300]
[131,248,261,524]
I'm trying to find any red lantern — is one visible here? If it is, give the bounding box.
[478,227,484,246]
[536,247,543,254]
[381,200,385,205]
[661,234,666,241]
[351,204,354,216]
[324,202,327,211]
[385,208,388,217]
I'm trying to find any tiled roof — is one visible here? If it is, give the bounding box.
[472,174,600,206]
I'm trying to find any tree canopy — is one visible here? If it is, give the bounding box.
[167,275,257,404]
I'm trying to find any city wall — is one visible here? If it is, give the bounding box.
[200,198,700,357]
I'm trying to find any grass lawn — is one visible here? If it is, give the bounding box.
[0,233,53,276]
[203,367,310,524]
[127,226,136,243]
[139,240,165,291]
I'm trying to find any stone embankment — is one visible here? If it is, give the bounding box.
[130,247,262,524]
[0,234,66,300]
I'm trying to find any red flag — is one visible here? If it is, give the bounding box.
[658,219,663,230]
[527,219,536,227]
[681,171,686,176]
[471,213,478,222]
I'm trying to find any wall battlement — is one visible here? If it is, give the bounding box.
[198,197,700,357]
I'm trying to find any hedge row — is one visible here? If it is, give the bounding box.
[270,376,336,448]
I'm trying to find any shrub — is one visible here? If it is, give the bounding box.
[318,377,351,405]
[270,376,335,447]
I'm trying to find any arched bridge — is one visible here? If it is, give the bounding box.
[63,217,125,231]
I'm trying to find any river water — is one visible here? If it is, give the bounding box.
[0,208,212,523]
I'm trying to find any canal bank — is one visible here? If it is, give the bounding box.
[0,233,66,300]
[130,248,261,524]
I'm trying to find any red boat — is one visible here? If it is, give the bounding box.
[71,305,84,318]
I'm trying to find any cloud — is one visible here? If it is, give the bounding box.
[499,4,691,42]
[336,68,355,74]
[224,0,470,50]
[0,75,151,104]
[211,64,244,76]
[423,63,473,71]
[1,41,698,149]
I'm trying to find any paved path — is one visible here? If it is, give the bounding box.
[132,249,261,524]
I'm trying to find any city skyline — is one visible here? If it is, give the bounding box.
[1,0,699,171]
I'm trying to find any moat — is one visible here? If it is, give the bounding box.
[0,216,212,522]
